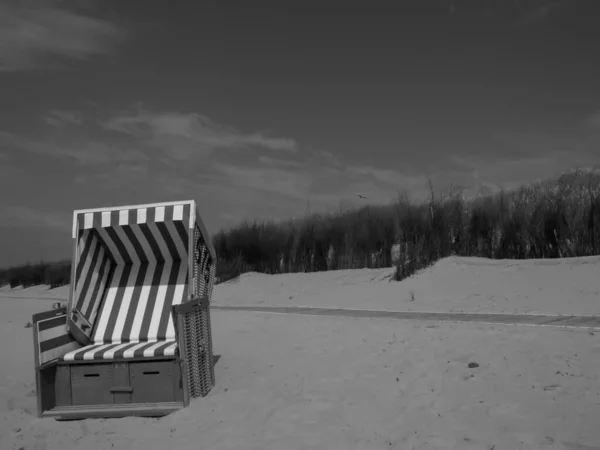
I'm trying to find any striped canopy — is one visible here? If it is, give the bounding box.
[74,203,191,263]
[67,200,213,355]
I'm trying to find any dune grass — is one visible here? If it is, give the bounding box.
[215,168,600,282]
[2,168,600,289]
[0,260,70,290]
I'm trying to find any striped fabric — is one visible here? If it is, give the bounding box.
[34,309,82,367]
[63,261,188,360]
[75,203,191,241]
[62,340,178,361]
[72,230,114,328]
[91,260,189,344]
[75,204,191,264]
[65,202,193,361]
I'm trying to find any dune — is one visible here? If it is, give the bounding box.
[2,256,600,449]
[0,284,69,301]
[214,256,600,316]
[7,256,600,316]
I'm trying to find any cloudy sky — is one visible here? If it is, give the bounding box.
[1,0,600,267]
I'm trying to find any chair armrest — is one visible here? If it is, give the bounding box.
[170,295,215,400]
[33,307,82,368]
[171,295,210,349]
[172,295,209,317]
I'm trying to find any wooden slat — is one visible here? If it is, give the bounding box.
[42,402,184,420]
[33,308,81,367]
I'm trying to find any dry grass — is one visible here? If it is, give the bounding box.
[0,260,70,289]
[214,168,600,282]
[2,168,600,288]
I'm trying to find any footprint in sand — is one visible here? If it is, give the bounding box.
[543,384,561,392]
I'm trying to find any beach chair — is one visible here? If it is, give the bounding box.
[32,200,216,420]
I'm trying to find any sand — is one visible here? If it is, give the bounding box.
[2,256,600,449]
[8,255,600,316]
[0,284,69,302]
[214,256,600,316]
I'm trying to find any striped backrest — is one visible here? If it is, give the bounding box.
[70,202,194,345]
[33,308,82,367]
[72,230,114,328]
[92,259,189,343]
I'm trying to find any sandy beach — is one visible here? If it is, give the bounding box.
[2,256,600,450]
[213,256,600,316]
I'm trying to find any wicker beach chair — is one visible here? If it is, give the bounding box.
[31,200,216,419]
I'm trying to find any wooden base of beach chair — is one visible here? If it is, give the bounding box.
[37,357,186,420]
[33,303,215,420]
[41,402,184,420]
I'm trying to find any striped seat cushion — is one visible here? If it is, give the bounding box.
[62,260,188,362]
[62,340,178,361]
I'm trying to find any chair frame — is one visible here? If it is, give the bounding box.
[31,200,216,420]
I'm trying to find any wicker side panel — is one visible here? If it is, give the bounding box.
[180,301,215,398]
[206,262,216,301]
[193,225,216,302]
[178,223,216,398]
[206,263,215,385]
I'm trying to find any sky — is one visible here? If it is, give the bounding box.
[1,0,600,267]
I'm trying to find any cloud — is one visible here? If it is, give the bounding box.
[513,0,564,28]
[493,131,599,168]
[62,141,147,166]
[15,104,595,238]
[152,151,417,227]
[0,1,123,72]
[0,205,70,231]
[588,112,600,128]
[102,107,298,159]
[258,155,306,168]
[0,153,27,185]
[447,131,600,188]
[196,156,430,218]
[213,162,313,200]
[73,161,149,187]
[346,165,427,189]
[44,109,84,128]
[0,130,147,166]
[197,128,600,220]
